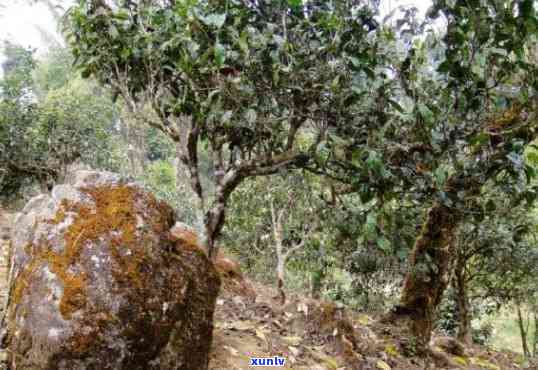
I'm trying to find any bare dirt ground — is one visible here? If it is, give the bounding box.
[209,279,533,370]
[209,269,536,370]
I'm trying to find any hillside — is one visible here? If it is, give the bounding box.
[209,271,534,370]
[0,207,536,370]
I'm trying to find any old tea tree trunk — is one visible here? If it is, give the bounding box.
[387,173,480,350]
[389,104,537,351]
[393,195,463,350]
[453,254,473,344]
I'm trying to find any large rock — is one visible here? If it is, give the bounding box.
[5,171,220,369]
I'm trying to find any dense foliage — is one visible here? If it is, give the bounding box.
[0,42,123,200]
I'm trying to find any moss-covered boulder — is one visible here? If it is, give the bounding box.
[6,170,220,370]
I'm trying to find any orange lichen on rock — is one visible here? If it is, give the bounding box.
[13,185,174,320]
[169,223,207,257]
[45,249,87,320]
[62,186,139,253]
[71,311,114,354]
[485,104,524,130]
[57,185,174,307]
[52,185,141,319]
[48,201,67,225]
[11,245,87,320]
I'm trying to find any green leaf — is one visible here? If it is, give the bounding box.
[417,103,434,125]
[245,109,257,124]
[437,60,450,73]
[434,167,447,187]
[387,99,404,113]
[470,132,489,147]
[526,151,538,165]
[524,164,535,183]
[376,236,391,253]
[109,24,119,38]
[366,150,383,173]
[489,47,507,57]
[288,0,302,8]
[365,213,377,235]
[507,152,522,167]
[396,249,408,261]
[113,10,129,21]
[485,199,496,212]
[519,0,534,20]
[350,57,361,68]
[238,32,249,55]
[363,67,375,79]
[202,13,227,28]
[360,187,374,204]
[214,42,226,66]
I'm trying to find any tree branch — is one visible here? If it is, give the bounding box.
[237,151,308,177]
[283,238,305,261]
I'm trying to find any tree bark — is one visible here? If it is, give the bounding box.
[271,201,288,305]
[270,200,305,304]
[205,205,224,261]
[119,108,147,178]
[391,104,536,347]
[516,302,531,358]
[394,200,460,349]
[204,190,229,260]
[276,261,286,305]
[532,306,538,357]
[453,255,472,344]
[204,168,244,259]
[391,170,488,351]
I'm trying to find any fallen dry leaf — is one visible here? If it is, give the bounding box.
[297,302,309,316]
[226,320,256,331]
[282,336,302,346]
[289,346,300,357]
[223,345,239,357]
[376,360,391,370]
[255,328,267,342]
